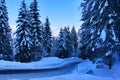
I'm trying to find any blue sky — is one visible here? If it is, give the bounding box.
[6,0,83,36]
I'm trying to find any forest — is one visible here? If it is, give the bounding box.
[0,0,120,70]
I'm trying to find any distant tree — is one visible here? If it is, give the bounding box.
[15,0,32,62]
[29,0,43,61]
[70,26,78,56]
[63,27,73,56]
[43,17,52,57]
[51,37,58,56]
[0,0,13,60]
[55,27,71,58]
[55,28,67,58]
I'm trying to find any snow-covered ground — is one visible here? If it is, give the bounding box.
[27,74,118,80]
[76,60,120,80]
[27,60,120,80]
[1,57,120,80]
[0,57,80,70]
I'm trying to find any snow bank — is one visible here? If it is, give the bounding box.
[0,57,80,70]
[93,61,120,79]
[75,60,95,74]
[76,60,120,79]
[4,59,120,80]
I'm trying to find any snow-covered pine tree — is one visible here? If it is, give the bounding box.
[70,26,78,56]
[51,37,58,56]
[43,17,52,57]
[79,0,94,59]
[55,28,69,58]
[55,27,72,58]
[55,28,64,58]
[29,0,43,61]
[0,0,13,60]
[79,0,119,69]
[111,0,120,41]
[63,27,73,56]
[109,0,120,56]
[15,0,32,62]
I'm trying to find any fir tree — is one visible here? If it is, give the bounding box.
[63,27,73,56]
[79,0,119,69]
[70,26,78,56]
[29,0,43,60]
[43,17,52,57]
[79,0,94,59]
[15,0,32,62]
[55,28,67,58]
[51,37,58,56]
[0,0,13,60]
[109,0,120,56]
[55,27,71,58]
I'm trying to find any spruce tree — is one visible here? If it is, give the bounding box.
[63,27,73,56]
[43,17,52,57]
[51,37,58,56]
[79,0,119,69]
[109,0,120,56]
[79,0,94,59]
[70,26,78,56]
[55,27,71,58]
[0,0,13,60]
[29,0,43,60]
[15,0,32,62]
[55,28,66,58]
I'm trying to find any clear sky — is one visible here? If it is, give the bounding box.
[6,0,83,36]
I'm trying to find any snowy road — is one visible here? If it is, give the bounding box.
[0,60,81,80]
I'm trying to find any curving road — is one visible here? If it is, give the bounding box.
[0,60,81,80]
